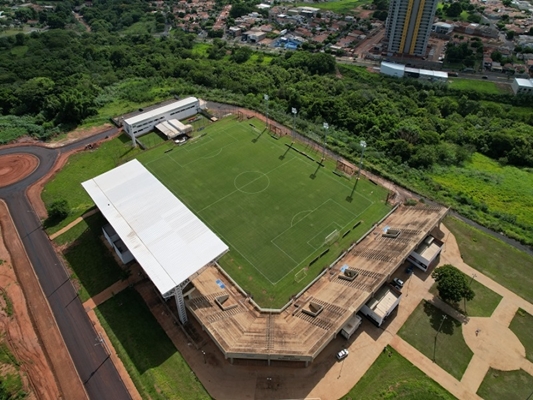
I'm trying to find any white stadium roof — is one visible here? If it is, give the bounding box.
[82,159,229,295]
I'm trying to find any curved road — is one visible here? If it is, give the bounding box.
[0,128,131,400]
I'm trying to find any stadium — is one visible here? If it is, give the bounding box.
[83,103,448,366]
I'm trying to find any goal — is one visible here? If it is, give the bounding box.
[324,229,340,246]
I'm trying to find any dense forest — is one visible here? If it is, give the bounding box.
[0,28,532,244]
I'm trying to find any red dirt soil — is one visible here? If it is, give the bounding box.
[0,201,88,400]
[0,154,39,188]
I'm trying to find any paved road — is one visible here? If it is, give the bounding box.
[0,129,131,400]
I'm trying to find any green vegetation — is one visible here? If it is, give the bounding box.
[96,288,210,400]
[293,0,370,14]
[432,264,475,307]
[444,216,533,303]
[448,79,504,94]
[399,301,473,380]
[0,290,13,317]
[477,368,533,400]
[343,346,455,399]
[431,154,533,232]
[430,279,502,317]
[138,116,390,305]
[137,131,166,149]
[0,343,26,399]
[42,134,141,234]
[56,213,125,301]
[509,309,533,363]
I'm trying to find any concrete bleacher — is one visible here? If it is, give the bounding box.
[186,204,448,365]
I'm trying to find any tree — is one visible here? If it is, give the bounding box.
[47,199,69,221]
[446,2,463,17]
[432,265,475,312]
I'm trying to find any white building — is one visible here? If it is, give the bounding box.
[380,61,405,77]
[123,97,200,140]
[82,159,229,324]
[511,78,533,95]
[381,61,448,81]
[360,285,402,326]
[407,235,443,271]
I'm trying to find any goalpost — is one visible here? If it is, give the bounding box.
[324,229,340,247]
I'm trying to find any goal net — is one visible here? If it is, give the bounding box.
[324,229,340,247]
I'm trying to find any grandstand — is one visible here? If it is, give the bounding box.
[82,159,229,324]
[187,204,448,366]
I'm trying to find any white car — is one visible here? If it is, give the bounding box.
[336,349,349,360]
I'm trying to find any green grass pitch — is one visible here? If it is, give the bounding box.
[137,116,390,306]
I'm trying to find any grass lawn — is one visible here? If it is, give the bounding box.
[448,79,504,94]
[42,134,141,234]
[431,153,533,229]
[96,288,210,400]
[477,368,533,400]
[399,300,473,380]
[137,116,390,305]
[246,53,273,65]
[343,346,455,400]
[509,309,533,363]
[192,43,210,58]
[137,131,167,149]
[293,0,370,14]
[56,213,125,301]
[444,216,533,304]
[430,278,502,317]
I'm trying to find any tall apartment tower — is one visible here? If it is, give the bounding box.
[385,0,438,57]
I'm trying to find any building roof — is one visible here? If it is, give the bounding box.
[123,97,198,127]
[82,160,229,295]
[188,204,448,361]
[515,78,533,87]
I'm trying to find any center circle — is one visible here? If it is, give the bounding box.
[234,171,270,194]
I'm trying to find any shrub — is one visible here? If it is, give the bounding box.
[48,199,69,221]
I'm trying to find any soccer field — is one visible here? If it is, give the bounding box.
[137,117,390,305]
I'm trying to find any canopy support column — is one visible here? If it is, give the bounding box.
[174,285,188,325]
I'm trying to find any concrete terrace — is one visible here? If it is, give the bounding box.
[187,204,448,365]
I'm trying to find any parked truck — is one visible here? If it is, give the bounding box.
[340,313,363,340]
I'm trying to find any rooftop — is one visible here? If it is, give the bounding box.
[123,97,198,126]
[188,204,448,361]
[82,160,229,295]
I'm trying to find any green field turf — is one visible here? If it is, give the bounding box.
[137,117,390,304]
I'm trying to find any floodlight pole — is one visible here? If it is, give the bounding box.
[264,94,269,131]
[349,140,366,198]
[323,122,329,161]
[292,107,297,138]
[357,140,367,181]
[433,314,447,362]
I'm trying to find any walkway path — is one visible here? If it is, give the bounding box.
[388,223,533,399]
[49,208,99,240]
